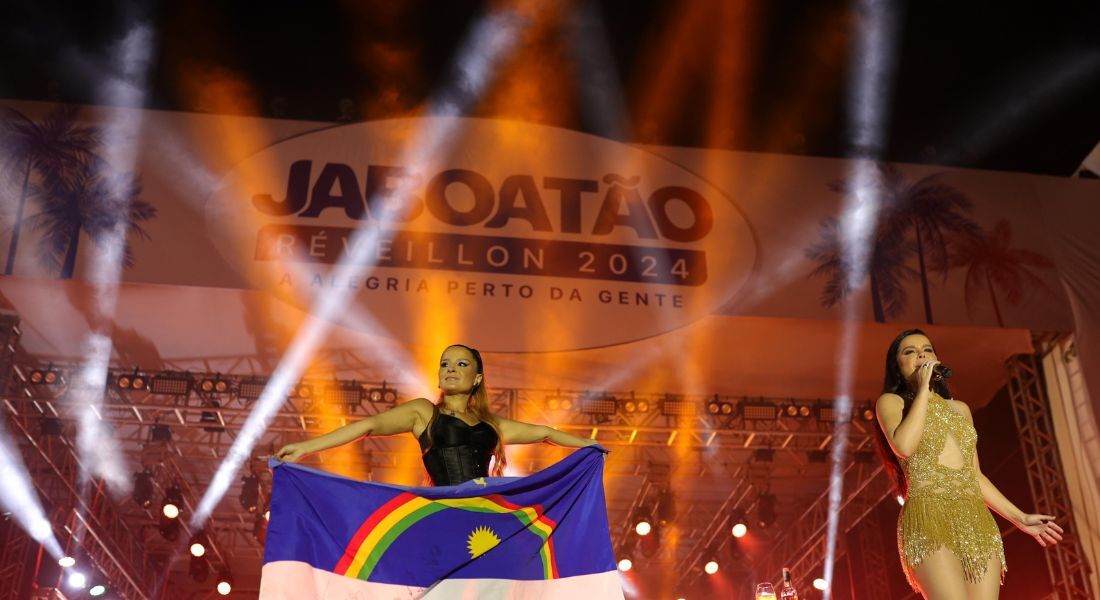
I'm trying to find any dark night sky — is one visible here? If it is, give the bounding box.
[1,0,1098,176]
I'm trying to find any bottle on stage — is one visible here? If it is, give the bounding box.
[780,567,800,599]
[755,581,777,600]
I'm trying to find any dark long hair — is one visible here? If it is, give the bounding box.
[422,344,507,477]
[872,328,953,497]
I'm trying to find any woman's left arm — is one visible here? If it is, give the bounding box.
[496,417,600,448]
[959,402,1065,547]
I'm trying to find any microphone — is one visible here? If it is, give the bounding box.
[932,364,954,380]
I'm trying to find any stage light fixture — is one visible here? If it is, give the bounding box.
[240,474,260,513]
[291,382,313,399]
[68,572,87,589]
[116,374,132,389]
[742,402,778,421]
[200,401,224,432]
[190,533,207,557]
[860,404,876,421]
[325,382,363,411]
[89,584,107,596]
[785,404,799,417]
[547,396,561,410]
[753,448,775,463]
[239,379,267,400]
[623,400,637,413]
[704,560,719,575]
[617,558,632,572]
[132,470,154,508]
[634,520,652,536]
[808,449,828,463]
[163,484,183,519]
[661,397,697,417]
[216,571,233,595]
[897,495,905,506]
[656,490,677,524]
[581,395,617,415]
[816,402,850,423]
[635,400,650,413]
[150,373,190,396]
[116,369,146,390]
[756,493,777,528]
[854,451,874,465]
[813,578,827,591]
[730,509,748,538]
[30,366,63,385]
[189,554,209,582]
[799,405,812,418]
[58,556,76,568]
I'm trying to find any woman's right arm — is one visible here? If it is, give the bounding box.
[275,397,432,462]
[876,362,937,458]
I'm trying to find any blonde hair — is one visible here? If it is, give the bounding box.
[422,344,507,477]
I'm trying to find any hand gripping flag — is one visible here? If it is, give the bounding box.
[260,446,624,599]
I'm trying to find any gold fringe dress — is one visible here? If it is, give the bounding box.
[897,392,1006,591]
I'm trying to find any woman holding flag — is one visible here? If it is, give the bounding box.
[274,343,601,484]
[263,344,621,599]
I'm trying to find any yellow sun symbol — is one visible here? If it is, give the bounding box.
[466,526,501,559]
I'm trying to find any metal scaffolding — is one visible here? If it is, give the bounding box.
[1006,352,1093,599]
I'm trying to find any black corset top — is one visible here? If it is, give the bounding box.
[417,413,498,486]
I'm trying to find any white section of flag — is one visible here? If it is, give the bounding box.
[259,560,626,599]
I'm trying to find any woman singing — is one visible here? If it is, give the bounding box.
[274,344,599,486]
[873,329,1064,599]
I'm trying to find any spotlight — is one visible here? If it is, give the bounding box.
[623,400,637,413]
[150,373,191,396]
[813,578,827,591]
[896,495,905,506]
[547,396,561,410]
[704,560,719,575]
[163,484,183,519]
[30,367,63,385]
[58,556,76,568]
[617,558,632,572]
[581,395,617,415]
[132,470,154,508]
[816,402,849,423]
[741,402,778,421]
[216,571,233,595]
[730,508,748,537]
[636,400,650,413]
[189,533,207,557]
[117,369,145,390]
[756,493,776,528]
[799,405,812,418]
[240,474,261,513]
[635,520,652,536]
[860,404,876,422]
[89,584,107,596]
[68,572,87,589]
[785,404,799,417]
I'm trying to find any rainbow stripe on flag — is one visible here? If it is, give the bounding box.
[260,447,623,599]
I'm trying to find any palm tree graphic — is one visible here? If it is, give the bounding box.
[806,216,917,322]
[820,164,980,324]
[1,105,102,275]
[949,219,1053,327]
[27,162,156,279]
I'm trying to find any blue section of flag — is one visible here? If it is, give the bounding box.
[263,446,616,586]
